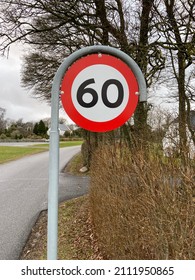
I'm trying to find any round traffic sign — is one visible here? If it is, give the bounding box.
[61,53,138,132]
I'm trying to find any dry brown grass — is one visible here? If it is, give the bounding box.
[89,144,195,259]
[20,196,103,260]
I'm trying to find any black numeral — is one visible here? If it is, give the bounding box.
[77,78,124,108]
[77,78,98,108]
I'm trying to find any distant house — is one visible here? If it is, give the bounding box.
[47,123,72,136]
[162,111,195,159]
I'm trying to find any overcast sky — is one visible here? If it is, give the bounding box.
[0,44,70,123]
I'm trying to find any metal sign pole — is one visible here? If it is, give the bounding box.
[47,74,60,260]
[47,50,84,259]
[47,45,147,260]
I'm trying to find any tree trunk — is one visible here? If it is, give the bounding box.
[134,0,154,135]
[164,0,188,160]
[178,51,188,158]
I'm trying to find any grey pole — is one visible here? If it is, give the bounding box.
[47,45,147,260]
[47,73,60,260]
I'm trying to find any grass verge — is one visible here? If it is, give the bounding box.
[34,141,83,149]
[0,141,83,164]
[65,152,89,176]
[20,195,102,260]
[0,146,47,164]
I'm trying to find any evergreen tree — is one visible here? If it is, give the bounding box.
[33,123,39,135]
[38,120,47,136]
[33,120,47,136]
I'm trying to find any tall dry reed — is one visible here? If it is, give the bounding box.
[89,144,195,259]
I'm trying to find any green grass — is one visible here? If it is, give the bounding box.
[0,146,47,164]
[0,141,83,164]
[65,152,88,175]
[34,140,83,149]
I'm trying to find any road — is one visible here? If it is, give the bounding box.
[0,141,48,147]
[0,146,89,260]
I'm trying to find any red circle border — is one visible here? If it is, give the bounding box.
[61,54,138,132]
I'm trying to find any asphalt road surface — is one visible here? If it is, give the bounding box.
[0,146,89,260]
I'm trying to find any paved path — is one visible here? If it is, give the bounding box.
[0,146,89,259]
[0,141,48,147]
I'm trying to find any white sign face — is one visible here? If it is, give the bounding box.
[61,53,139,132]
[71,64,129,122]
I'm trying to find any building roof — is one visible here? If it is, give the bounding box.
[58,123,72,132]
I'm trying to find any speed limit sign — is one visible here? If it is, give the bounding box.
[48,46,146,260]
[61,53,139,132]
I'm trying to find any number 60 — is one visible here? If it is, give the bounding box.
[77,78,124,108]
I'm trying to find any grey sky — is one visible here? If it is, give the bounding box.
[0,44,69,123]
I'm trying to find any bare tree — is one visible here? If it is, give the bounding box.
[0,1,164,104]
[153,0,195,159]
[134,0,156,134]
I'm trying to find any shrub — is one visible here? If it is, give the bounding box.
[89,144,195,259]
[0,133,7,140]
